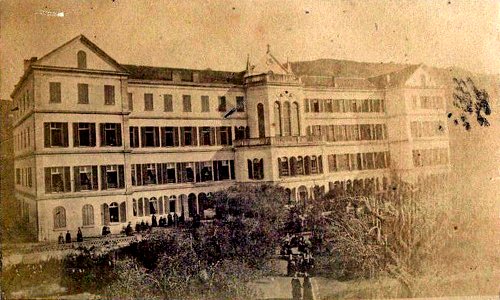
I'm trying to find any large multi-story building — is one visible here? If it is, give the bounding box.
[11,35,450,241]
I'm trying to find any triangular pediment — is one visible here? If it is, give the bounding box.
[246,47,292,77]
[33,35,126,72]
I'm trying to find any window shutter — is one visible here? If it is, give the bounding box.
[215,127,221,145]
[230,160,235,179]
[62,123,69,147]
[195,162,201,182]
[247,160,253,179]
[101,166,107,190]
[141,127,146,147]
[73,123,80,147]
[154,127,160,147]
[259,159,264,179]
[74,166,80,192]
[159,197,164,214]
[176,163,183,183]
[245,126,250,139]
[228,127,233,145]
[173,127,179,146]
[142,164,148,184]
[213,161,219,181]
[64,167,71,192]
[92,166,98,190]
[197,127,203,145]
[318,156,323,173]
[99,124,105,146]
[90,123,96,147]
[192,127,198,146]
[145,199,150,216]
[156,163,163,184]
[136,164,143,186]
[119,202,126,223]
[101,203,110,225]
[180,128,185,146]
[118,165,125,189]
[44,123,51,147]
[116,125,122,146]
[160,127,166,147]
[45,168,52,193]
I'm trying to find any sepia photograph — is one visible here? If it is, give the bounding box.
[0,0,499,299]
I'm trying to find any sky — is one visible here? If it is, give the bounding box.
[1,0,499,99]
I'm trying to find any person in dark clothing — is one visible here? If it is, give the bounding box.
[135,222,141,233]
[125,222,133,236]
[173,213,179,227]
[58,233,64,244]
[291,273,302,300]
[140,220,146,231]
[76,227,83,242]
[167,214,173,226]
[152,214,158,227]
[158,216,164,227]
[65,231,71,243]
[303,273,314,300]
[179,213,185,224]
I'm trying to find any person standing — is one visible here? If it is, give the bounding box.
[291,273,302,300]
[152,214,158,227]
[65,230,72,243]
[303,273,314,300]
[58,233,64,244]
[76,227,83,242]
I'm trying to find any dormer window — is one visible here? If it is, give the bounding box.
[77,51,87,69]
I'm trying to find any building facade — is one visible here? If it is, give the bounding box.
[11,35,450,241]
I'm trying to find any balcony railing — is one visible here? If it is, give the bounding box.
[234,135,325,147]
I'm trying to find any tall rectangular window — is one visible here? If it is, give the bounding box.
[199,127,215,146]
[141,126,160,147]
[182,95,191,112]
[236,96,245,112]
[129,126,140,148]
[218,96,226,112]
[45,167,71,193]
[74,165,98,191]
[104,85,115,105]
[128,93,133,111]
[217,126,232,146]
[201,95,210,112]
[144,93,154,111]
[164,94,173,112]
[161,127,179,147]
[73,123,96,147]
[180,127,197,146]
[49,82,61,103]
[78,83,89,104]
[44,122,68,147]
[100,165,124,190]
[100,123,122,146]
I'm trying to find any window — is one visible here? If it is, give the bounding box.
[104,85,115,105]
[201,95,210,112]
[45,167,71,193]
[100,123,122,146]
[199,161,213,182]
[234,126,247,140]
[129,126,140,148]
[82,204,94,226]
[100,165,125,189]
[143,164,157,185]
[53,206,66,229]
[128,93,133,111]
[248,158,264,180]
[73,123,96,147]
[74,166,98,191]
[177,162,195,183]
[109,202,119,223]
[182,95,192,112]
[257,103,265,138]
[180,127,197,146]
[77,51,87,68]
[164,94,173,112]
[236,96,245,112]
[141,126,160,147]
[215,160,232,181]
[218,96,227,112]
[274,102,282,136]
[217,126,232,146]
[44,123,68,147]
[78,83,89,104]
[279,157,289,177]
[312,100,320,112]
[144,93,154,111]
[325,99,333,112]
[282,102,291,136]
[49,82,61,103]
[161,127,179,147]
[199,127,215,146]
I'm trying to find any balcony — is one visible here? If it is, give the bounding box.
[234,135,324,147]
[245,73,301,86]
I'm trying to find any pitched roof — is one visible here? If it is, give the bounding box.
[368,64,421,88]
[123,64,245,85]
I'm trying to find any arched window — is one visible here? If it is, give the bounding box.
[144,197,150,216]
[311,156,318,174]
[188,193,197,217]
[109,202,119,223]
[304,156,311,175]
[158,196,164,215]
[82,204,94,226]
[291,102,300,136]
[279,157,289,177]
[53,206,66,229]
[168,195,177,214]
[248,158,264,180]
[297,156,304,175]
[257,103,265,138]
[274,102,282,136]
[179,194,188,216]
[77,50,87,69]
[282,102,291,136]
[298,186,308,206]
[150,197,158,215]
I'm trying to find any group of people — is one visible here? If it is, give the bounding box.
[291,273,315,300]
[58,227,83,244]
[282,234,316,276]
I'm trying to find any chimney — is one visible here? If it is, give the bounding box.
[23,57,37,71]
